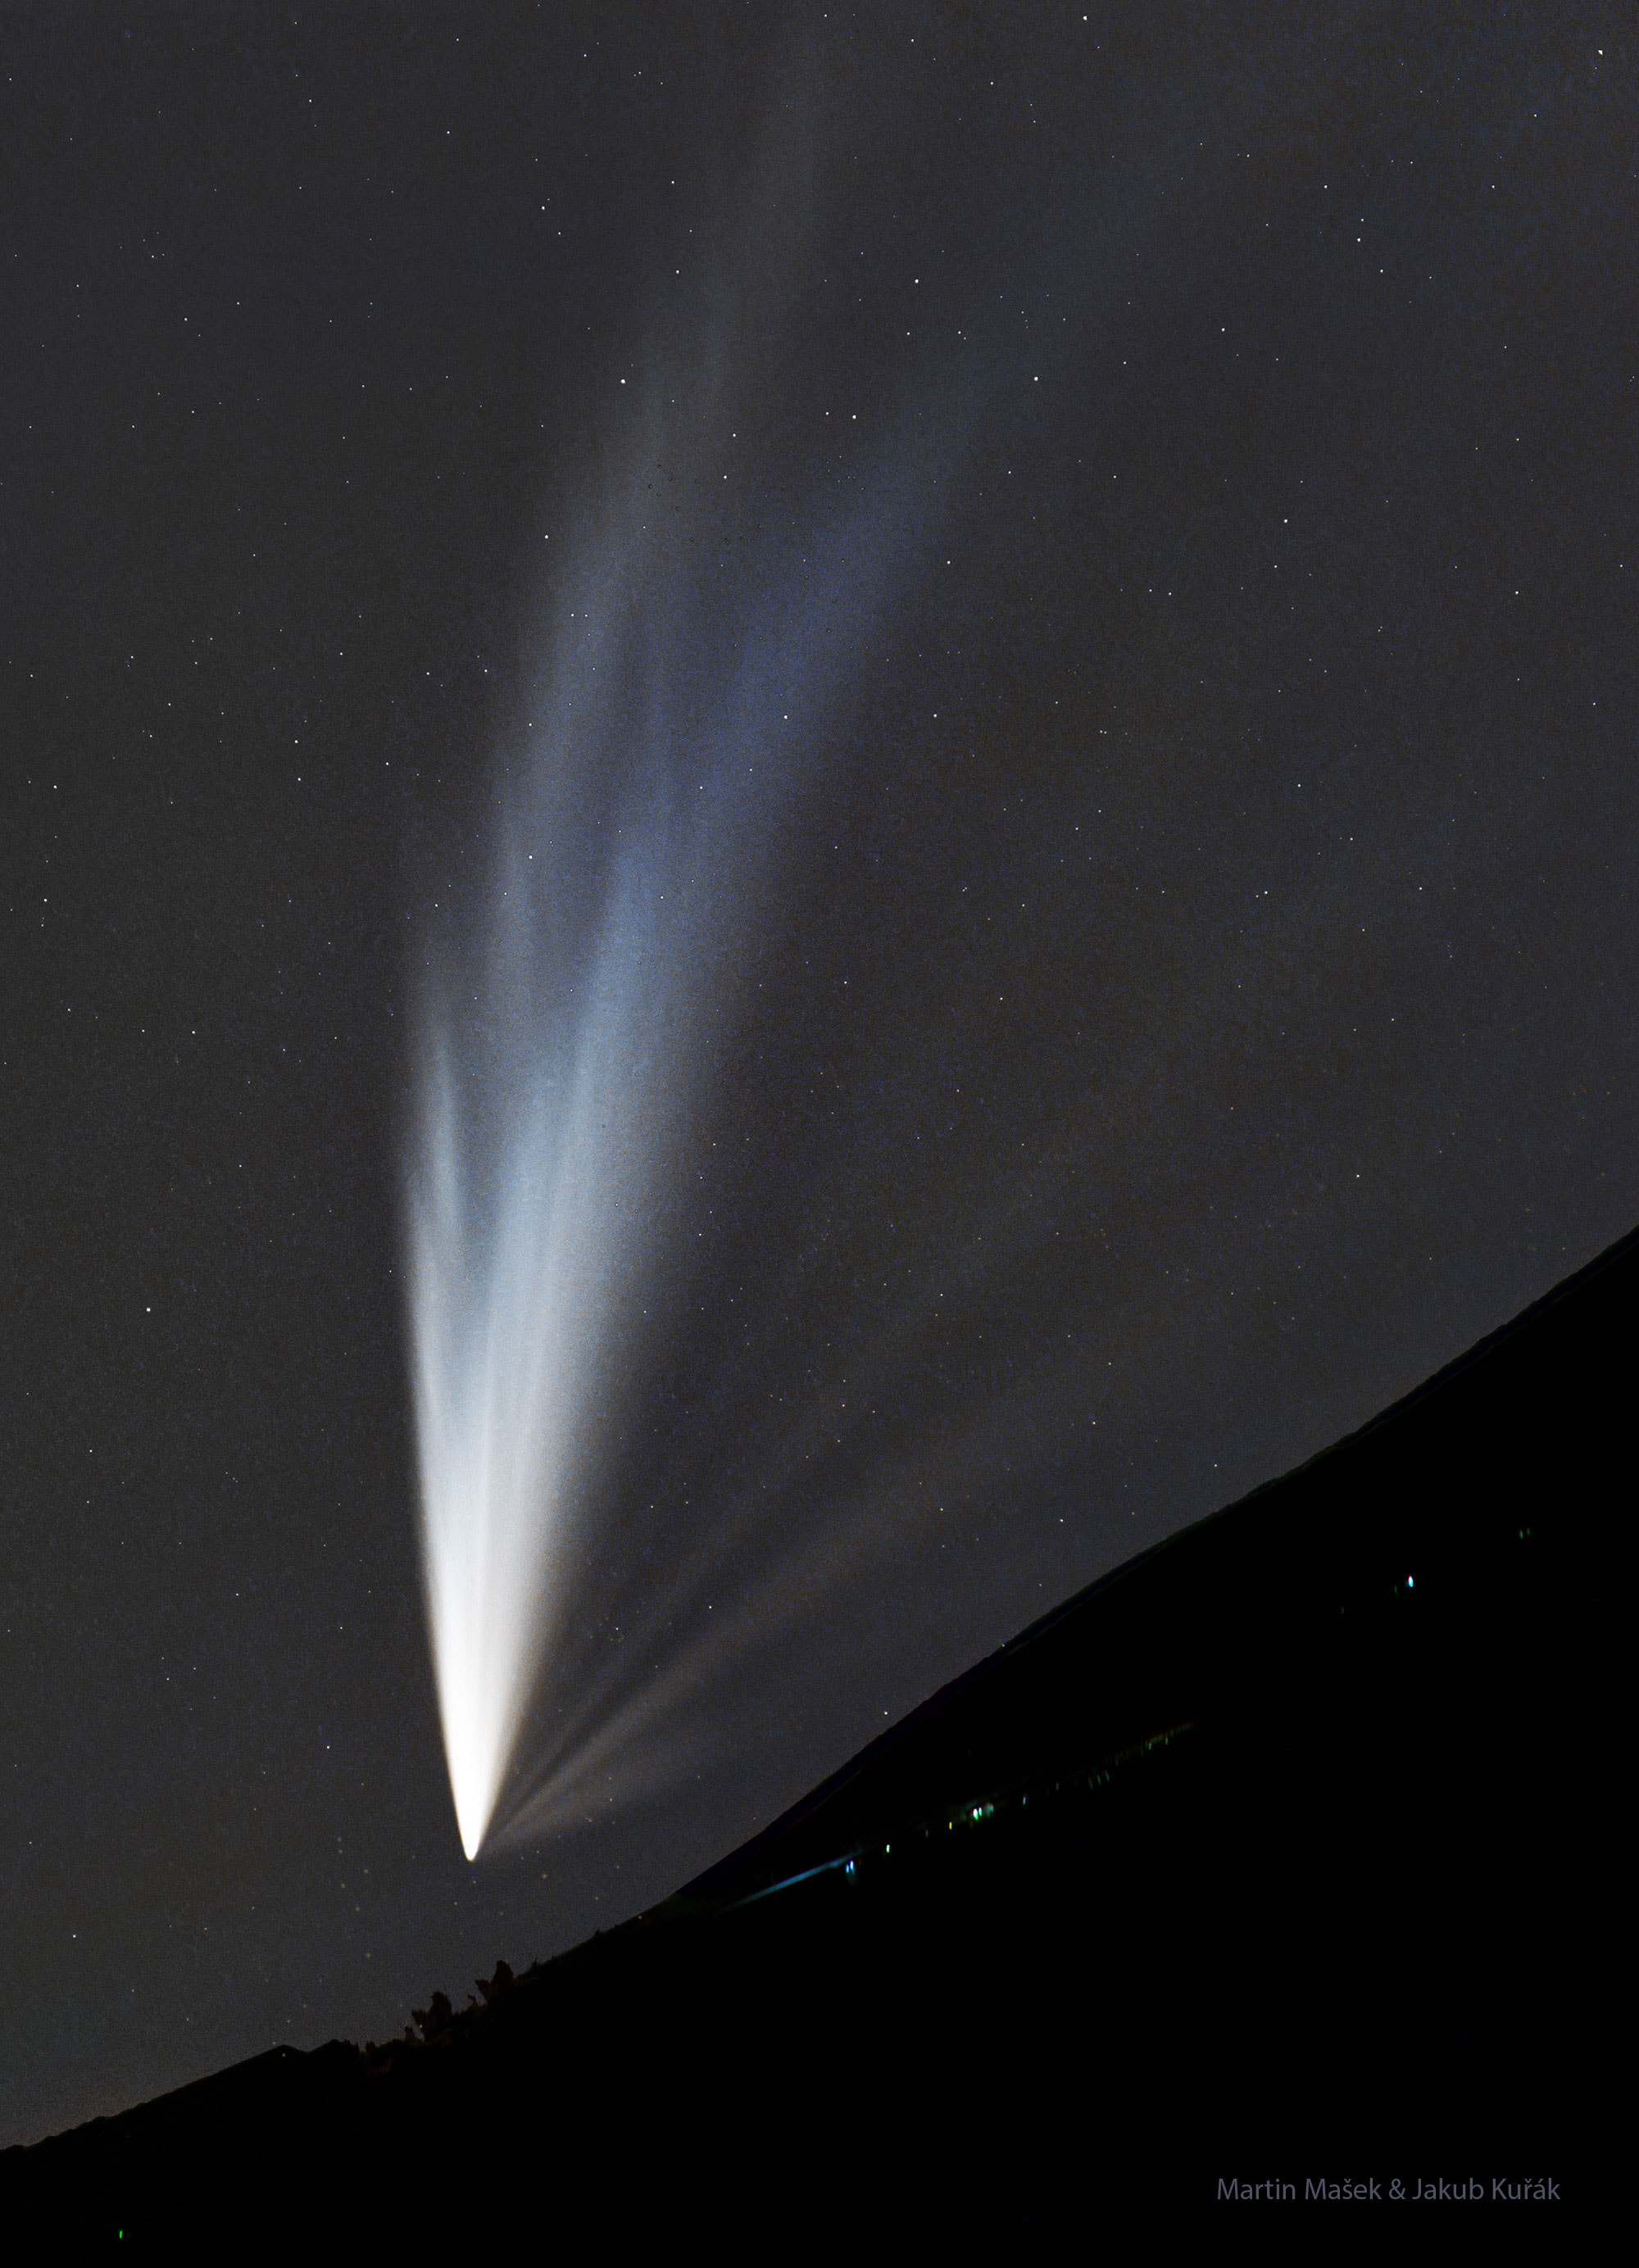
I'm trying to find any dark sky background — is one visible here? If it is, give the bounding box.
[2,1,1633,2146]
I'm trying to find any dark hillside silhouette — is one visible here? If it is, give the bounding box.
[5,1225,1624,2252]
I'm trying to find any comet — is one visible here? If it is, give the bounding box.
[403,90,964,1858]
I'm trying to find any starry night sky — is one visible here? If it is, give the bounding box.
[2,2,1634,2145]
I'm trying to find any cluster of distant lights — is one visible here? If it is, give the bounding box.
[736,1727,1192,1911]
